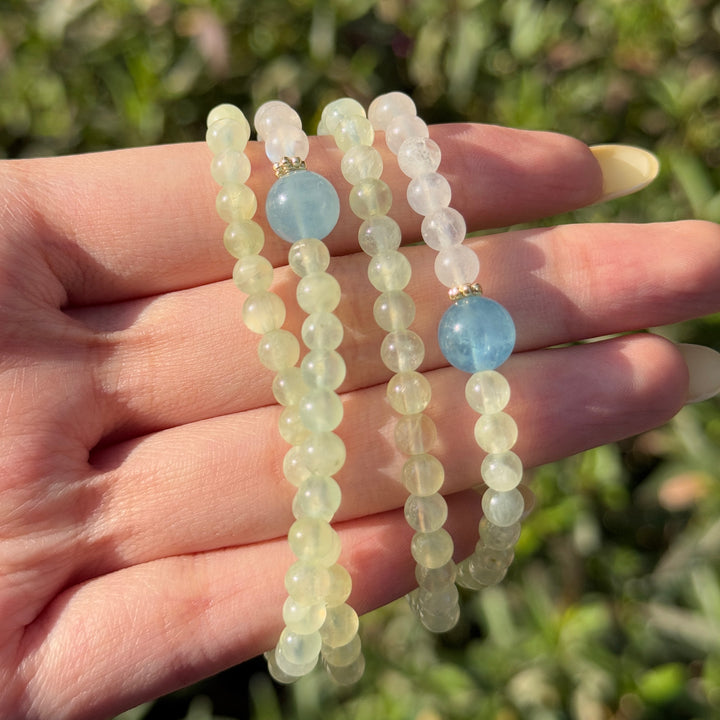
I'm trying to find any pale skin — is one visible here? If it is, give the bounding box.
[1,124,719,720]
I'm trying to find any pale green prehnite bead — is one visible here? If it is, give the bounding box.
[341,144,383,185]
[324,563,352,607]
[381,329,425,372]
[288,517,342,566]
[373,290,415,332]
[216,183,258,223]
[321,634,362,667]
[207,103,249,130]
[276,627,322,668]
[386,371,432,415]
[283,446,312,487]
[406,172,452,216]
[417,584,459,614]
[285,561,331,604]
[455,562,485,590]
[482,488,524,527]
[474,412,518,453]
[465,370,511,414]
[257,329,300,371]
[299,389,344,432]
[279,405,311,445]
[206,116,251,153]
[211,148,252,186]
[233,254,274,294]
[242,291,286,335]
[367,251,412,292]
[404,493,448,532]
[349,178,393,220]
[411,528,454,569]
[326,653,366,685]
[416,559,457,590]
[478,517,521,549]
[265,648,301,684]
[473,543,514,571]
[296,272,341,314]
[320,603,359,648]
[334,115,374,152]
[467,555,507,586]
[272,367,307,406]
[394,413,437,455]
[402,453,445,496]
[288,238,330,277]
[418,603,460,633]
[283,597,327,634]
[301,349,346,390]
[223,220,264,258]
[302,312,344,350]
[301,432,346,475]
[358,216,402,256]
[481,450,523,492]
[321,97,366,134]
[293,475,342,521]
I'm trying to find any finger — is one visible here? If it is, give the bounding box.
[5,125,602,305]
[81,334,686,579]
[74,220,720,441]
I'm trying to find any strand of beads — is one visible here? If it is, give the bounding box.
[318,97,460,634]
[368,92,526,593]
[253,100,364,684]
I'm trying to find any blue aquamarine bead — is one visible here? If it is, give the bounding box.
[266,170,340,243]
[438,295,515,373]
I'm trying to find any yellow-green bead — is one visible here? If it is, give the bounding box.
[324,564,352,607]
[394,413,437,455]
[207,103,247,129]
[242,291,285,334]
[474,412,518,453]
[359,216,402,256]
[417,584,459,615]
[296,272,342,314]
[326,653,365,685]
[411,528,454,569]
[465,370,511,414]
[211,148,251,186]
[299,389,344,432]
[279,405,311,445]
[302,312,344,350]
[288,238,330,277]
[481,450,523,492]
[321,97,366,134]
[288,518,341,566]
[386,370,432,415]
[233,254,273,294]
[381,329,425,372]
[334,115,374,151]
[482,487,524,527]
[292,475,342,521]
[367,251,412,292]
[341,144,383,185]
[301,349,346,390]
[402,453,445,496]
[478,517,522,550]
[418,603,460,633]
[321,634,361,666]
[349,178,392,220]
[276,627,322,667]
[206,115,251,153]
[320,603,359,648]
[223,220,264,258]
[282,597,327,634]
[216,183,257,223]
[285,561,331,605]
[257,329,300,371]
[272,367,307,406]
[416,560,457,591]
[373,290,416,331]
[301,432,346,475]
[283,445,312,486]
[404,493,448,532]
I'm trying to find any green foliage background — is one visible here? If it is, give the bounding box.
[2,0,720,718]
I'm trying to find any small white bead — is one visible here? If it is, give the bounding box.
[368,91,417,131]
[434,245,480,288]
[386,114,429,155]
[264,124,309,163]
[421,207,467,251]
[398,136,442,178]
[254,100,301,141]
[406,172,451,215]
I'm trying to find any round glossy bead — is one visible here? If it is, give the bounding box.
[277,627,322,667]
[283,597,327,634]
[394,413,437,455]
[285,561,331,604]
[326,653,365,685]
[367,251,411,292]
[434,245,480,288]
[223,220,265,258]
[482,488,525,527]
[207,103,249,129]
[257,329,300,371]
[321,97,366,133]
[417,583,459,614]
[300,432,346,475]
[216,183,257,222]
[341,144,383,185]
[321,634,361,667]
[385,115,429,154]
[288,518,341,566]
[478,517,522,549]
[265,124,310,163]
[465,370,511,413]
[411,528,454,569]
[406,172,452,215]
[368,91,416,131]
[272,367,307,406]
[301,349,346,390]
[254,101,301,142]
[402,453,444,496]
[404,493,448,532]
[283,446,312,487]
[386,370,432,414]
[320,603,359,648]
[279,406,311,445]
[381,329,425,372]
[438,296,515,373]
[242,291,286,334]
[206,117,251,154]
[418,604,460,633]
[324,564,353,607]
[266,171,340,243]
[293,475,342,521]
[481,450,523,491]
[349,178,393,219]
[211,148,251,185]
[334,115,374,152]
[474,413,518,453]
[302,312,344,349]
[296,272,341,314]
[473,544,514,570]
[373,290,416,332]
[273,647,318,680]
[232,254,274,294]
[288,237,330,276]
[416,560,457,590]
[358,216,402,256]
[455,562,485,590]
[398,136,442,178]
[421,207,467,251]
[467,556,507,586]
[299,389,344,432]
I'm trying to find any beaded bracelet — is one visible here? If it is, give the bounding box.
[206,102,363,685]
[368,92,526,592]
[319,97,461,633]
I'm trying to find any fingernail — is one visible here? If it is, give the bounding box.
[677,343,720,404]
[590,144,660,202]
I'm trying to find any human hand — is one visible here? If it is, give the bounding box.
[1,126,718,719]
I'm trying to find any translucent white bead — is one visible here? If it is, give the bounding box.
[293,475,342,521]
[211,148,251,185]
[288,517,341,566]
[386,370,432,415]
[277,627,322,667]
[265,124,310,163]
[320,603,359,648]
[326,653,365,685]
[394,413,436,456]
[358,216,402,256]
[367,251,411,292]
[334,115,374,152]
[341,144,383,185]
[296,272,341,314]
[398,136,442,178]
[302,312,344,350]
[368,91,416,131]
[206,117,251,154]
[283,597,327,634]
[285,561,331,604]
[386,115,429,155]
[482,488,524,527]
[416,559,457,590]
[465,370,511,414]
[373,290,416,332]
[288,238,330,277]
[411,528,454,569]
[283,446,312,487]
[216,183,258,222]
[418,603,460,633]
[421,207,467,251]
[402,453,444,496]
[242,291,285,334]
[321,97,366,134]
[381,329,425,372]
[434,245,480,288]
[325,563,353,607]
[404,493,448,532]
[478,517,522,549]
[300,432,346,475]
[301,349,346,390]
[349,178,393,220]
[321,634,361,666]
[417,584,459,614]
[207,103,248,129]
[299,389,344,432]
[254,101,301,142]
[232,254,274,294]
[272,367,307,407]
[406,172,451,216]
[257,329,300,371]
[223,220,264,258]
[474,413,518,454]
[279,405,311,445]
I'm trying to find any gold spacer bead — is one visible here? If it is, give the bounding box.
[273,156,307,177]
[448,282,483,301]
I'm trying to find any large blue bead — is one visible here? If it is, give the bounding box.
[266,170,340,243]
[438,295,515,373]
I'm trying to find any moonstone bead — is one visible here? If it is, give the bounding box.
[254,100,301,142]
[257,329,300,371]
[406,172,452,215]
[421,208,467,251]
[465,370,511,413]
[242,291,286,334]
[394,413,437,455]
[411,528,454,569]
[320,604,359,648]
[438,296,516,373]
[293,475,342,521]
[299,389,344,432]
[482,488,525,527]
[398,136,442,178]
[266,170,340,243]
[434,245,480,288]
[385,114,429,154]
[373,290,416,331]
[302,312,344,349]
[368,91,417,131]
[381,329,425,372]
[358,216,402,255]
[367,251,411,292]
[283,597,327,634]
[300,432,346,475]
[223,220,264,258]
[233,254,274,294]
[301,349,346,390]
[475,413,519,453]
[349,178,393,219]
[265,124,310,163]
[341,144,383,185]
[386,370,432,414]
[402,453,445,496]
[404,493,448,532]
